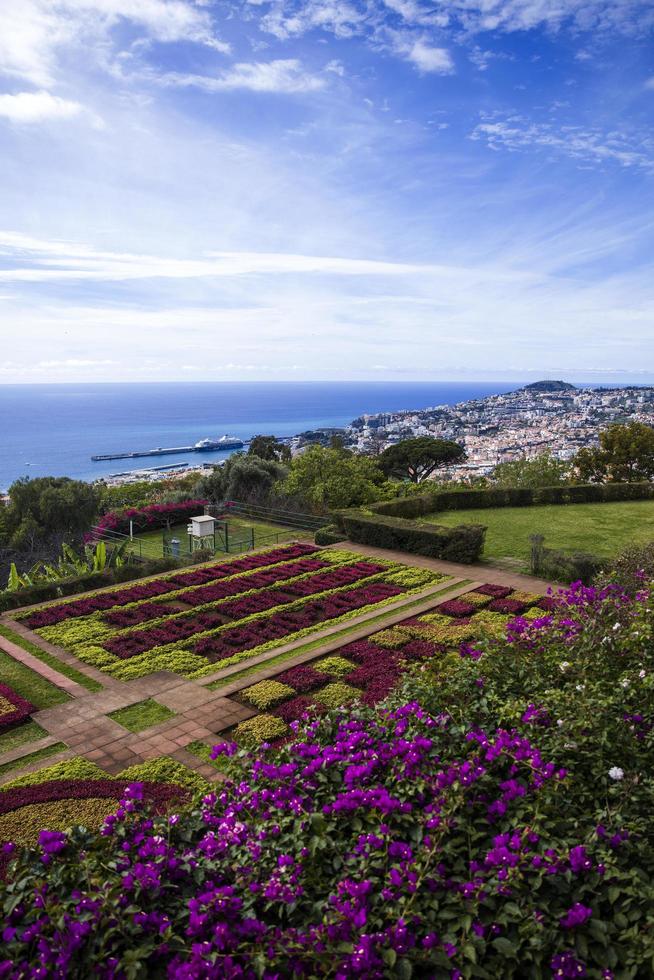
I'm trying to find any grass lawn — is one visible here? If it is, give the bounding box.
[0,742,67,779]
[129,517,313,560]
[0,646,70,710]
[108,699,175,733]
[0,720,48,757]
[422,500,654,570]
[0,625,102,693]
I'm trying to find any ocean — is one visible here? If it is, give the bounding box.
[1,380,530,490]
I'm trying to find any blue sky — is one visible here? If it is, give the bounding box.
[0,0,652,384]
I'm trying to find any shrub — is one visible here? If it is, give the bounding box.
[372,481,654,516]
[474,583,513,598]
[313,656,356,678]
[459,590,493,608]
[273,696,324,724]
[334,510,486,563]
[232,714,288,746]
[598,541,654,596]
[313,682,359,709]
[488,597,528,615]
[241,680,295,711]
[314,525,346,546]
[438,598,477,618]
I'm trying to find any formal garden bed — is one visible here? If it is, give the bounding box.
[1,569,652,977]
[11,544,447,682]
[0,754,211,856]
[223,582,550,744]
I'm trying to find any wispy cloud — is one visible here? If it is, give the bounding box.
[471,115,654,173]
[160,59,325,95]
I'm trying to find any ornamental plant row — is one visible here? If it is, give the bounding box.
[103,562,387,659]
[20,543,321,629]
[90,499,209,539]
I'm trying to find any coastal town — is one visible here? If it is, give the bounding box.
[91,381,654,488]
[338,382,654,480]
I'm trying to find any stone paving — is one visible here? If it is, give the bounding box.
[0,542,556,786]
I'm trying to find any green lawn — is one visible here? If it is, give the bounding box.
[108,699,175,733]
[0,646,70,710]
[129,517,313,560]
[0,625,102,693]
[422,500,654,569]
[0,720,48,757]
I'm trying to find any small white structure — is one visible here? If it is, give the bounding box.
[187,515,217,550]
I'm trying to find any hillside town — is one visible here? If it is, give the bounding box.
[338,382,654,480]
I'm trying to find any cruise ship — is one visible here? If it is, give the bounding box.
[91,435,244,462]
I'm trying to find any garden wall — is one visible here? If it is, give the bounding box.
[370,481,654,519]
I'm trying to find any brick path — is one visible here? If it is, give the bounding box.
[0,542,556,785]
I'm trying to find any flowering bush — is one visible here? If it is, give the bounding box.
[0,683,35,732]
[437,598,478,618]
[3,678,654,977]
[276,665,326,692]
[91,500,209,539]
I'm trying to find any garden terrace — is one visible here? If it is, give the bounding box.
[213,581,552,745]
[11,544,451,681]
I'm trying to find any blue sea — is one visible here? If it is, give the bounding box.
[1,381,535,490]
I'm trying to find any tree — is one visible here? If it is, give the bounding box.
[574,422,654,483]
[248,435,291,464]
[280,445,390,510]
[196,455,288,504]
[492,452,572,489]
[379,437,465,484]
[4,477,100,550]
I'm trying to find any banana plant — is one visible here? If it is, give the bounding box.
[5,539,130,592]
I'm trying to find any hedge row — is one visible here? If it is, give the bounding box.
[371,480,654,518]
[334,510,486,563]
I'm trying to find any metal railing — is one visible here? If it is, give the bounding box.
[212,500,330,531]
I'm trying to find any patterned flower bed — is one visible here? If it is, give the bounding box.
[0,755,209,858]
[14,544,447,681]
[19,543,322,629]
[226,582,551,744]
[0,683,35,733]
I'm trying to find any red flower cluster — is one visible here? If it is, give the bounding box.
[0,683,35,732]
[474,584,514,598]
[277,665,326,692]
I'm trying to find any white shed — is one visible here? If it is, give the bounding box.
[187,515,217,540]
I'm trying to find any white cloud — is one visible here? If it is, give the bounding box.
[645,77,654,90]
[0,0,228,87]
[0,90,92,125]
[0,231,462,282]
[471,115,654,173]
[405,39,453,73]
[162,59,325,94]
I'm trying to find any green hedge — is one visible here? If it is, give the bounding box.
[371,481,654,517]
[314,525,347,546]
[334,510,485,563]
